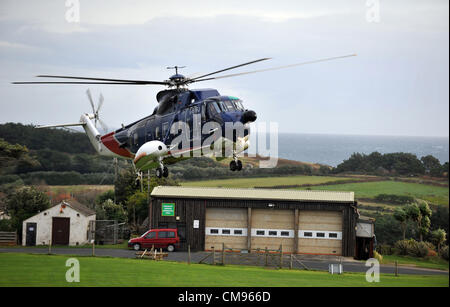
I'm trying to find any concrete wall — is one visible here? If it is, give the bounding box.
[22,204,95,246]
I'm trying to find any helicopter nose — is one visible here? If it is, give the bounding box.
[241,110,257,124]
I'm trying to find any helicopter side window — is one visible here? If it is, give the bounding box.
[217,101,227,112]
[207,103,217,119]
[224,100,235,111]
[162,122,169,138]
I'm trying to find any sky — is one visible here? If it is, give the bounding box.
[0,0,448,137]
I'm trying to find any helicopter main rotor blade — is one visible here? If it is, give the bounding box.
[190,54,357,83]
[12,81,164,85]
[13,75,170,85]
[186,58,271,83]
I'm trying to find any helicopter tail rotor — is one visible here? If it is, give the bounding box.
[86,89,108,134]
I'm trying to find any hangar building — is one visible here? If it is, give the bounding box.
[150,186,365,257]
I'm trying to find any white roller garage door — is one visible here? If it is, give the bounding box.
[251,209,295,253]
[205,208,247,251]
[298,210,342,255]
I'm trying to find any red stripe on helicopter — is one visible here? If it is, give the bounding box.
[100,132,134,158]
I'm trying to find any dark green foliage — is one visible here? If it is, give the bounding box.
[0,219,13,231]
[95,199,128,223]
[0,138,41,175]
[0,123,95,154]
[18,171,115,185]
[375,194,415,205]
[333,151,448,176]
[374,213,404,245]
[6,187,51,239]
[439,245,449,260]
[430,206,449,243]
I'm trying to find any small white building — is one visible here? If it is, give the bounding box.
[22,200,96,246]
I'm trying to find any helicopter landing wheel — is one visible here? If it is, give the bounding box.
[229,160,237,171]
[163,166,169,178]
[236,160,243,171]
[156,167,163,179]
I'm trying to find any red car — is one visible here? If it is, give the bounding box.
[128,228,180,252]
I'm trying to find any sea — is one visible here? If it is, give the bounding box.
[273,133,449,167]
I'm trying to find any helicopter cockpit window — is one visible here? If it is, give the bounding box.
[207,102,221,118]
[233,100,244,111]
[224,100,235,111]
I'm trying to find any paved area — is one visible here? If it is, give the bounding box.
[0,247,448,276]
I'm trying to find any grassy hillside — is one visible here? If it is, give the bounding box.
[181,175,354,188]
[306,181,449,206]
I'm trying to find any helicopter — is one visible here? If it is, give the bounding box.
[13,54,356,178]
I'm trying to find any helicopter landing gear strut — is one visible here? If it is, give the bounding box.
[229,154,243,172]
[156,159,168,179]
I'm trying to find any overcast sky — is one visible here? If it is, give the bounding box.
[0,0,448,137]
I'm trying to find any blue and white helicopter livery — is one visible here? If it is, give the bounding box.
[13,55,355,178]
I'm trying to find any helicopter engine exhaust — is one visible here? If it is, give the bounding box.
[241,110,257,124]
[134,140,168,171]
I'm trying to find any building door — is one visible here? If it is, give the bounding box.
[205,208,248,251]
[52,217,70,245]
[251,209,295,253]
[25,222,37,246]
[298,210,343,255]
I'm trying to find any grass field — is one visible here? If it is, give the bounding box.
[305,181,449,206]
[0,253,447,287]
[181,175,355,188]
[381,255,449,271]
[47,185,114,193]
[181,175,449,206]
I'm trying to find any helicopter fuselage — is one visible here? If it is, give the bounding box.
[100,88,256,168]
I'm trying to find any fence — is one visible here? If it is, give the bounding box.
[0,232,17,246]
[198,243,309,270]
[93,220,130,245]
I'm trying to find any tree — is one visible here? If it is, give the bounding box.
[431,228,447,253]
[421,155,442,176]
[6,187,50,242]
[417,200,432,241]
[393,207,408,240]
[406,200,432,241]
[95,199,127,223]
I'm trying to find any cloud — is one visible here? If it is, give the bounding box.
[0,0,448,137]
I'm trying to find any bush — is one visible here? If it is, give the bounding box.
[376,244,394,255]
[440,245,449,261]
[394,239,412,256]
[393,239,431,258]
[411,241,430,258]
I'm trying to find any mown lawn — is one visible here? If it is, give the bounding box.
[306,181,449,206]
[0,253,447,287]
[181,175,354,188]
[381,255,449,271]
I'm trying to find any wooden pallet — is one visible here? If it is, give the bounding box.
[135,249,168,260]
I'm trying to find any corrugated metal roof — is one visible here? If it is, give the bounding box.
[62,200,96,216]
[151,186,354,203]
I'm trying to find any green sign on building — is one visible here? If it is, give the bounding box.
[161,203,175,216]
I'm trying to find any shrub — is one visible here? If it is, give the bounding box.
[427,250,437,257]
[394,239,412,256]
[393,239,430,258]
[376,244,393,255]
